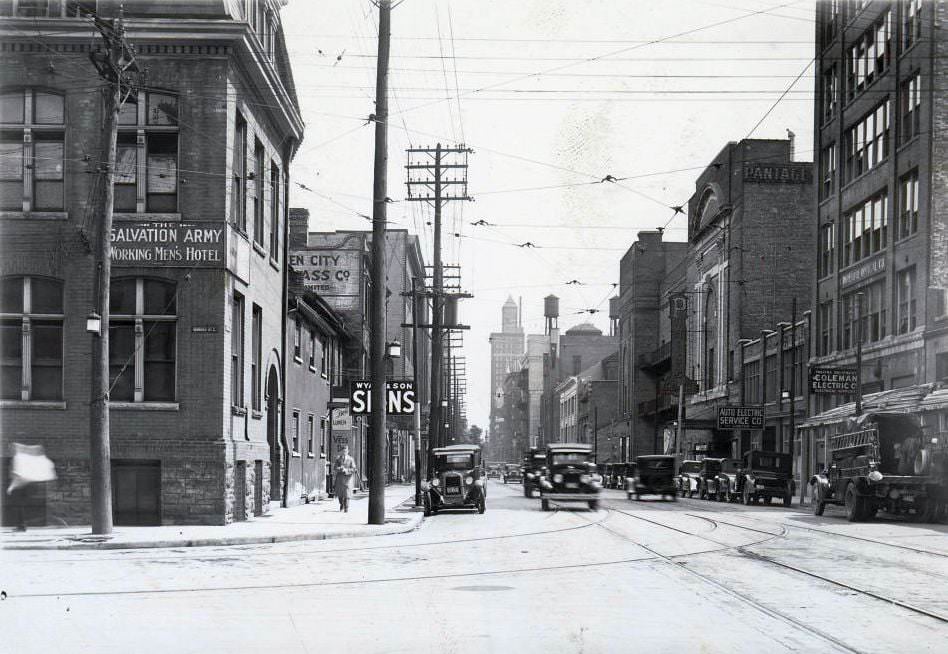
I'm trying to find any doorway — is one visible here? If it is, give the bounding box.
[266,366,281,502]
[234,460,246,521]
[112,460,161,526]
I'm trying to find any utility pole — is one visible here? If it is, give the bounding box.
[87,13,139,536]
[367,0,392,526]
[788,297,797,496]
[405,144,472,458]
[411,277,422,506]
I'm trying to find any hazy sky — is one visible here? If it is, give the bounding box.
[281,0,816,431]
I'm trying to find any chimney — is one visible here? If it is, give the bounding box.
[786,129,796,162]
[288,207,310,247]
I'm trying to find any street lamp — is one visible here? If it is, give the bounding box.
[386,339,401,359]
[86,311,102,336]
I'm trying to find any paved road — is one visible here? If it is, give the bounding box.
[3,481,947,653]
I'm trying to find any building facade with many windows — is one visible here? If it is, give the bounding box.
[811,0,947,411]
[0,1,303,526]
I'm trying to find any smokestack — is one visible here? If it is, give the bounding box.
[786,129,796,161]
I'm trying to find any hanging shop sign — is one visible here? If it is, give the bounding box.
[717,406,764,430]
[809,367,858,394]
[350,380,417,415]
[111,221,225,267]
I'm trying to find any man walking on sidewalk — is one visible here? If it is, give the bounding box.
[333,445,357,512]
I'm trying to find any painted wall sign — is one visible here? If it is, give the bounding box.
[742,164,812,184]
[717,406,764,430]
[289,250,362,296]
[840,255,885,288]
[111,221,225,266]
[809,367,858,394]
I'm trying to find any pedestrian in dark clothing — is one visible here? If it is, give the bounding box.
[333,445,357,512]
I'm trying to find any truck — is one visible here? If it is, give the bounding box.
[809,412,946,522]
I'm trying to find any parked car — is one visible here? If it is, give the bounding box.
[677,460,701,497]
[628,455,676,501]
[611,463,633,490]
[810,412,946,522]
[713,459,743,502]
[522,448,547,498]
[738,450,794,507]
[697,458,724,500]
[538,443,602,511]
[486,463,503,479]
[503,463,523,484]
[422,444,486,516]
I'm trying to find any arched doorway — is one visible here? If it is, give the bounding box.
[266,365,282,503]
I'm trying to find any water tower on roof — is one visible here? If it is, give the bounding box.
[544,294,559,335]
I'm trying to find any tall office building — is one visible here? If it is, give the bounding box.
[488,296,523,449]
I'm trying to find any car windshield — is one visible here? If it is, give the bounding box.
[435,454,474,471]
[680,462,701,474]
[702,460,722,473]
[640,458,673,470]
[721,460,740,473]
[753,453,790,471]
[550,452,590,466]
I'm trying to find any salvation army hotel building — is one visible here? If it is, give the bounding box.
[0,2,303,526]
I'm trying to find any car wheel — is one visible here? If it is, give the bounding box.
[423,497,432,517]
[783,492,792,508]
[589,500,599,511]
[541,499,550,512]
[524,484,532,498]
[477,498,486,514]
[912,498,935,523]
[844,483,864,522]
[742,485,751,505]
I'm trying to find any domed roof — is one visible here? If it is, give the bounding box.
[566,322,602,335]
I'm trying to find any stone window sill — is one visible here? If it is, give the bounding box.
[0,400,66,410]
[253,241,266,257]
[0,211,67,221]
[269,257,280,272]
[251,409,263,420]
[111,402,179,411]
[232,405,248,417]
[292,451,301,458]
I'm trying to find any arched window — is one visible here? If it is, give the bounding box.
[109,278,176,402]
[0,89,65,212]
[703,279,718,389]
[1,276,64,400]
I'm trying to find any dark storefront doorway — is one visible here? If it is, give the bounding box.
[266,366,281,503]
[112,460,161,526]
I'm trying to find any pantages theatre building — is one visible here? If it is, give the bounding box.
[0,1,303,526]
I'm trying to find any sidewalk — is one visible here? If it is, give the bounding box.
[2,484,422,551]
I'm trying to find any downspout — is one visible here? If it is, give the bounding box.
[280,142,292,508]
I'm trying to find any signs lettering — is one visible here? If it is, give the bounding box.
[289,250,361,296]
[111,221,225,267]
[350,380,417,415]
[840,255,885,288]
[717,406,764,430]
[809,367,858,394]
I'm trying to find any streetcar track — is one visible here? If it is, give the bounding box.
[598,501,948,626]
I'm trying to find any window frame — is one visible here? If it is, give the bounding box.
[251,304,262,412]
[109,277,178,403]
[0,276,64,401]
[252,139,265,246]
[896,267,917,335]
[113,91,179,214]
[0,88,65,212]
[231,292,245,408]
[232,111,247,232]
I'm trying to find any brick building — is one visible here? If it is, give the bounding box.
[616,231,688,459]
[288,215,428,484]
[575,353,620,463]
[681,138,815,459]
[488,296,523,448]
[809,0,947,410]
[0,0,303,525]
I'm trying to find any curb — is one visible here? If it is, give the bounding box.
[3,497,422,551]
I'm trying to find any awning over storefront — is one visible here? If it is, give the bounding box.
[799,384,935,429]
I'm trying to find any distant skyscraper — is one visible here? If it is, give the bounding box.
[489,296,524,447]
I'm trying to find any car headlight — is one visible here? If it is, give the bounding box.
[579,474,591,484]
[526,472,535,479]
[465,476,474,485]
[868,470,884,482]
[474,479,484,487]
[431,478,440,487]
[553,473,564,483]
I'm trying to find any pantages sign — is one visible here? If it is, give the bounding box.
[742,163,812,184]
[111,221,225,266]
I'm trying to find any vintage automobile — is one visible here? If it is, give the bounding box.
[810,412,946,522]
[486,463,503,479]
[627,455,676,501]
[522,448,547,498]
[537,443,602,511]
[697,458,724,500]
[502,463,523,484]
[611,463,633,490]
[738,450,794,506]
[712,459,743,502]
[677,460,702,497]
[422,444,486,516]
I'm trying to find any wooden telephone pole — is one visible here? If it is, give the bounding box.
[87,13,139,535]
[405,145,472,459]
[367,0,392,526]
